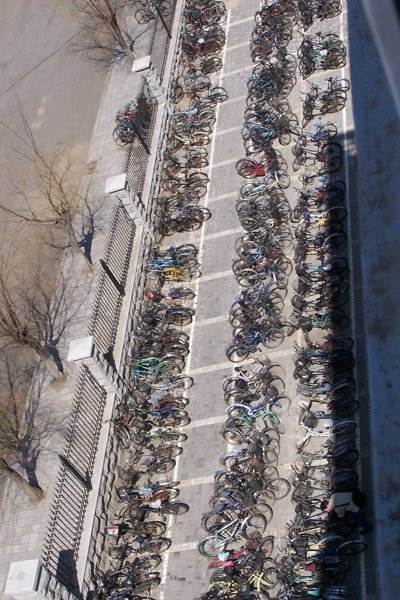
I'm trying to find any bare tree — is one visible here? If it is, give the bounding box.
[0,267,63,380]
[0,356,44,502]
[61,0,137,66]
[0,98,92,271]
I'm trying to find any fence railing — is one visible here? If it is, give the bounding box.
[121,78,159,196]
[119,0,187,377]
[147,0,178,80]
[88,199,135,357]
[41,367,107,595]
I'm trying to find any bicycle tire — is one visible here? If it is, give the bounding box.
[221,427,244,445]
[160,430,188,443]
[133,578,161,594]
[338,539,367,555]
[135,8,154,24]
[269,395,291,414]
[116,424,131,450]
[330,419,357,436]
[269,477,291,499]
[254,502,273,523]
[243,513,267,538]
[259,536,274,557]
[255,488,276,504]
[140,522,167,537]
[198,535,219,557]
[152,458,176,473]
[262,328,284,349]
[226,343,250,362]
[276,171,290,189]
[161,501,189,515]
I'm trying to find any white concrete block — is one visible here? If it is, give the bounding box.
[67,336,94,362]
[5,559,40,594]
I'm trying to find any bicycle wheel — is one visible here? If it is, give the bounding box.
[236,158,259,179]
[333,399,359,418]
[162,501,189,515]
[171,373,194,390]
[254,502,273,523]
[152,458,176,473]
[259,536,274,557]
[269,477,291,499]
[221,427,244,445]
[276,171,290,189]
[116,424,131,450]
[135,8,154,24]
[133,554,163,574]
[338,539,367,555]
[134,578,161,594]
[243,513,267,538]
[158,0,172,16]
[226,343,250,362]
[269,395,291,414]
[210,85,229,102]
[140,522,167,537]
[321,154,343,174]
[198,535,219,557]
[255,488,276,504]
[143,538,171,553]
[323,232,346,253]
[330,419,357,436]
[263,328,284,349]
[191,131,210,146]
[160,430,188,443]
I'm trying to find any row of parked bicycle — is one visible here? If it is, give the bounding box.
[195,0,365,598]
[89,0,229,597]
[197,0,297,597]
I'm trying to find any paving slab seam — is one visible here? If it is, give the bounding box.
[202,227,242,241]
[208,191,237,204]
[185,415,226,430]
[222,64,254,79]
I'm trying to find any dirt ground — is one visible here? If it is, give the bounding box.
[0,0,107,185]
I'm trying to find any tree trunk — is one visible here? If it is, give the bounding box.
[109,17,135,62]
[103,0,135,63]
[0,459,44,502]
[64,219,92,271]
[34,344,64,380]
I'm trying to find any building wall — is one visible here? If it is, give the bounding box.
[348,1,400,597]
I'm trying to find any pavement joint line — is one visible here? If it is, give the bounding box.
[225,40,254,52]
[179,475,215,487]
[189,361,236,375]
[218,94,248,107]
[213,157,238,169]
[168,542,198,553]
[185,415,226,429]
[229,15,255,27]
[193,315,227,328]
[158,10,233,597]
[208,191,237,203]
[203,227,242,241]
[199,269,232,283]
[222,64,254,79]
[215,125,243,136]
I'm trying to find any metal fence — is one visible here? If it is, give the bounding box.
[88,199,135,356]
[147,0,178,81]
[121,78,159,195]
[41,367,107,595]
[119,2,187,378]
